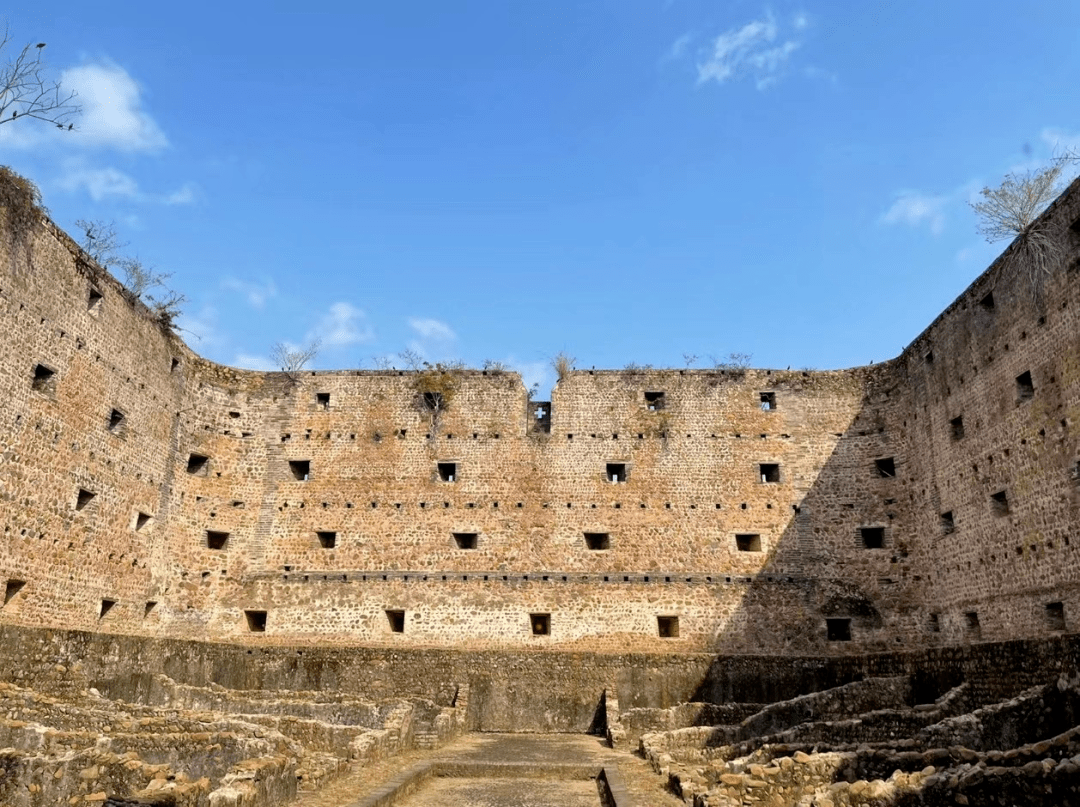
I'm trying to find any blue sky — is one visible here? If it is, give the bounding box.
[3,1,1079,392]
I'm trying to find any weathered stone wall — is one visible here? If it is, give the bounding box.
[1,176,1079,655]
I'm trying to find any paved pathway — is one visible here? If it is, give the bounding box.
[291,733,684,807]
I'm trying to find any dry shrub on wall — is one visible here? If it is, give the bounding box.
[0,165,43,274]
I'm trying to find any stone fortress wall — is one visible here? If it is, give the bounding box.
[1,177,1079,657]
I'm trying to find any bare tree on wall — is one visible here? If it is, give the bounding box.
[0,31,80,130]
[970,162,1067,302]
[271,339,321,378]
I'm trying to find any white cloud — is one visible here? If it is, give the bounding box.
[233,352,277,371]
[309,302,374,347]
[665,33,694,62]
[696,12,803,89]
[881,191,950,235]
[405,317,457,361]
[175,305,217,347]
[221,277,277,309]
[165,182,198,205]
[793,12,810,30]
[56,163,140,201]
[60,61,167,152]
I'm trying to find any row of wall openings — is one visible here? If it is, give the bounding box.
[375,609,681,638]
[929,605,1064,634]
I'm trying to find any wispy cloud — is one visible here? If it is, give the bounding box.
[53,158,199,205]
[221,277,278,309]
[407,316,457,360]
[309,302,374,347]
[664,32,694,62]
[881,191,950,235]
[61,61,167,152]
[696,12,804,90]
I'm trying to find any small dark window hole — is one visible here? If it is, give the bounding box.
[531,613,550,635]
[657,615,680,638]
[584,532,610,550]
[453,532,478,550]
[245,610,267,632]
[826,618,851,641]
[735,534,761,552]
[206,530,229,550]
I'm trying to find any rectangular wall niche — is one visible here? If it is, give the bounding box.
[606,463,627,483]
[584,532,610,550]
[316,392,330,409]
[99,599,116,619]
[1046,602,1066,632]
[657,615,680,638]
[760,392,776,411]
[107,409,126,434]
[134,512,152,532]
[206,530,230,550]
[186,453,210,475]
[1016,371,1035,402]
[979,290,996,310]
[859,527,885,549]
[245,610,267,632]
[453,532,478,550]
[950,415,965,441]
[87,287,103,312]
[288,460,311,481]
[991,490,1010,516]
[316,531,337,549]
[759,463,780,484]
[437,462,458,482]
[143,601,157,618]
[874,457,896,478]
[530,613,551,636]
[75,488,96,511]
[964,611,981,638]
[928,613,941,633]
[31,364,56,394]
[940,511,955,535]
[735,534,761,552]
[644,391,666,410]
[3,579,25,606]
[826,618,852,641]
[385,609,405,633]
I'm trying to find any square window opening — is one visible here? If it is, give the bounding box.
[644,391,666,410]
[288,460,311,481]
[422,391,443,410]
[245,610,267,632]
[584,532,610,550]
[107,408,126,434]
[1046,601,1066,631]
[438,462,458,482]
[657,615,680,638]
[1016,371,1035,402]
[317,531,337,549]
[453,532,478,550]
[965,611,981,635]
[316,392,330,409]
[860,527,885,549]
[100,599,117,619]
[874,457,896,478]
[206,530,230,550]
[759,463,780,484]
[606,463,627,483]
[735,534,761,552]
[31,364,56,393]
[991,490,1010,516]
[3,579,25,605]
[386,609,405,633]
[144,601,157,617]
[88,287,103,312]
[135,512,152,532]
[925,350,934,364]
[760,391,777,411]
[979,291,995,310]
[950,415,965,441]
[940,511,955,535]
[76,488,96,511]
[826,618,851,641]
[531,613,550,636]
[186,453,210,475]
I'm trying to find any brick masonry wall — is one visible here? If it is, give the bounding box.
[0,177,1079,655]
